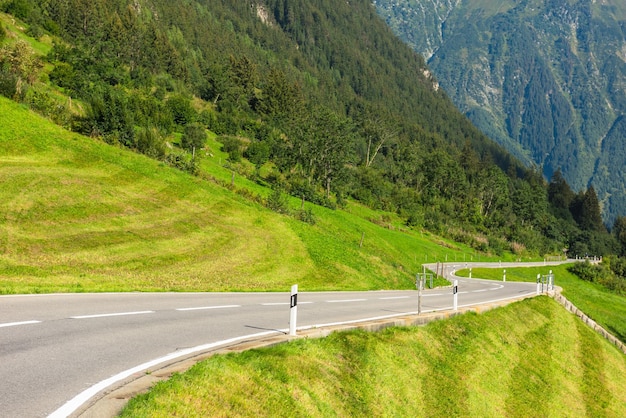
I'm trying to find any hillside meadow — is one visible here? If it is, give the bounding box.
[456,264,626,344]
[120,296,626,417]
[0,96,488,294]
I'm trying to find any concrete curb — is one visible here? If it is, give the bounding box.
[74,293,536,418]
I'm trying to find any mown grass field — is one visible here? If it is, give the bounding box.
[456,264,626,344]
[0,96,496,294]
[120,296,626,417]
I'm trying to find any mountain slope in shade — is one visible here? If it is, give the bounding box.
[375,0,626,224]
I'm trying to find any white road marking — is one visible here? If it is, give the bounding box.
[0,320,41,328]
[379,296,410,300]
[261,302,313,306]
[423,293,444,297]
[473,289,488,292]
[326,299,367,303]
[47,330,278,418]
[176,305,241,311]
[70,311,154,319]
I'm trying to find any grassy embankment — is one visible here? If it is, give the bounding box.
[0,96,507,294]
[456,264,626,344]
[120,296,626,417]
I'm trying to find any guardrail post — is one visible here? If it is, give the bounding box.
[289,284,298,336]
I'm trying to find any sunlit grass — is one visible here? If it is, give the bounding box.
[0,96,474,293]
[456,264,626,343]
[120,297,626,417]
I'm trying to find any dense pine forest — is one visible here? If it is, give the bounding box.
[1,0,625,258]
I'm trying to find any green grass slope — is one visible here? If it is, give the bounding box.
[0,96,477,294]
[457,264,626,344]
[120,297,626,417]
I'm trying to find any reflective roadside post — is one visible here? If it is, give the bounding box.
[289,284,298,336]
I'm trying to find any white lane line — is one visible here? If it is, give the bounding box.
[176,305,241,311]
[0,320,41,328]
[48,330,278,418]
[473,289,488,293]
[261,302,313,306]
[71,311,154,319]
[326,299,367,303]
[423,293,444,297]
[379,296,410,300]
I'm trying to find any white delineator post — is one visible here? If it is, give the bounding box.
[289,284,298,336]
[503,269,506,282]
[453,280,458,311]
[536,274,541,295]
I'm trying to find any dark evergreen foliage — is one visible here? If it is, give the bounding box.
[2,0,622,256]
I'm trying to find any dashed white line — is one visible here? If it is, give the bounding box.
[0,320,41,328]
[379,296,411,300]
[71,311,154,319]
[176,305,241,311]
[326,299,367,303]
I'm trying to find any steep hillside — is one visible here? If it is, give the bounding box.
[0,95,467,293]
[0,0,619,257]
[375,0,626,225]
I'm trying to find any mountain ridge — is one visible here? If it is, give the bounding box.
[375,0,626,224]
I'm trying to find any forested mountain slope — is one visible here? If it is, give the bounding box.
[0,0,620,257]
[375,0,626,225]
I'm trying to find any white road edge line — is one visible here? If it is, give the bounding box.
[48,288,538,418]
[0,320,41,328]
[47,330,278,418]
[176,305,241,311]
[70,311,154,319]
[379,296,410,300]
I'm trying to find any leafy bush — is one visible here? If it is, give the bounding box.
[136,127,166,159]
[567,260,625,295]
[297,207,316,225]
[164,151,198,175]
[181,123,207,152]
[266,187,289,214]
[220,136,243,162]
[567,261,605,283]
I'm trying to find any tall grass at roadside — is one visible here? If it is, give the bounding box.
[456,264,626,343]
[120,297,626,417]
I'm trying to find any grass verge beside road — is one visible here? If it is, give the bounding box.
[456,264,626,344]
[120,297,626,417]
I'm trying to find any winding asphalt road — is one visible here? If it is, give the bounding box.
[0,261,568,417]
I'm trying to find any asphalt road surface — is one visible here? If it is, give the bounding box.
[0,261,568,417]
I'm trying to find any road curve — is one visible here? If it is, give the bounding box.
[0,261,571,417]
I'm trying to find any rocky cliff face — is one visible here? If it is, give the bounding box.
[375,0,626,224]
